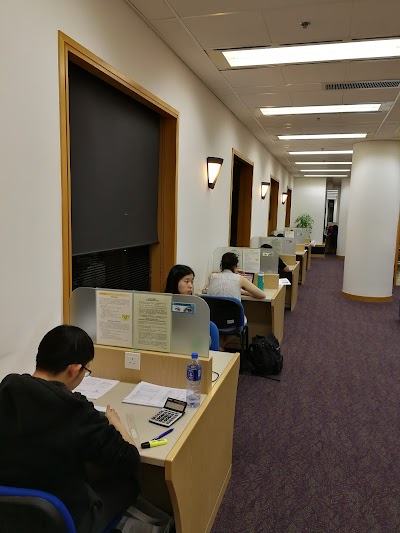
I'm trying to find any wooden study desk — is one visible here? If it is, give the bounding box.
[296,251,307,285]
[93,351,239,533]
[241,285,286,343]
[305,245,312,270]
[286,262,300,311]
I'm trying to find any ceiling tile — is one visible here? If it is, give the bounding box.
[290,90,344,106]
[126,0,175,20]
[374,124,400,138]
[350,0,400,39]
[262,2,351,44]
[240,92,293,107]
[168,0,273,17]
[182,12,271,49]
[222,67,285,88]
[345,59,400,82]
[282,62,347,84]
[341,88,399,104]
[234,82,323,94]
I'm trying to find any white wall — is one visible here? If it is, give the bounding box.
[337,178,350,256]
[0,0,293,377]
[291,178,327,243]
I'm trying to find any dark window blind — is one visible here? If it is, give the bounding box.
[72,246,150,292]
[68,61,160,256]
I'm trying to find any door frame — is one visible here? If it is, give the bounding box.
[285,188,292,227]
[268,177,279,235]
[229,149,254,247]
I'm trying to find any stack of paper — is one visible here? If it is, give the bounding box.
[73,376,119,400]
[123,381,186,408]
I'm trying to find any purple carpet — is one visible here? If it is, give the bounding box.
[211,256,400,533]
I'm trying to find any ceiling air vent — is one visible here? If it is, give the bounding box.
[325,80,400,90]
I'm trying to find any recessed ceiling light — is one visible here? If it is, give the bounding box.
[261,104,381,115]
[222,38,400,67]
[300,169,350,172]
[289,150,353,155]
[303,175,348,177]
[278,133,367,140]
[295,161,352,165]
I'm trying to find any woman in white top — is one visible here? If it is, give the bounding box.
[208,252,265,349]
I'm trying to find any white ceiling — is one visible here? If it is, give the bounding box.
[125,0,400,179]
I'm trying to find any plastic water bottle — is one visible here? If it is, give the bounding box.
[186,352,202,408]
[257,272,264,291]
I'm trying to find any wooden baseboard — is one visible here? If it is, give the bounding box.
[342,291,392,302]
[336,255,345,259]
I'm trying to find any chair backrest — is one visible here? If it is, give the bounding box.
[209,321,220,350]
[201,296,245,332]
[0,486,76,533]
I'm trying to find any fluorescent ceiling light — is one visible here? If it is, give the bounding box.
[289,150,353,155]
[278,133,367,140]
[222,38,400,67]
[303,175,348,177]
[295,161,352,165]
[261,104,381,115]
[300,169,350,172]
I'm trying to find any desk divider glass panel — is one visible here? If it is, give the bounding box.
[260,250,279,274]
[212,247,262,274]
[70,287,210,357]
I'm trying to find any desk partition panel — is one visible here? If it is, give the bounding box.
[70,287,210,357]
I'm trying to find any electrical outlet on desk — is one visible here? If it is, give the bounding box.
[125,352,141,370]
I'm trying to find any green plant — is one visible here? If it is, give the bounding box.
[295,213,314,229]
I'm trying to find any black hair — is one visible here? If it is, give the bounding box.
[276,233,284,237]
[220,252,239,272]
[261,244,272,248]
[165,264,195,294]
[36,325,94,374]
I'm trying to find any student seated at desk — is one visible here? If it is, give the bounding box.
[208,252,266,300]
[208,253,265,350]
[0,325,140,533]
[261,244,291,279]
[165,264,195,295]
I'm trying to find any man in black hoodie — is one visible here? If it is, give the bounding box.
[0,325,140,532]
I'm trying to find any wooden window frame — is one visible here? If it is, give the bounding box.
[58,32,178,320]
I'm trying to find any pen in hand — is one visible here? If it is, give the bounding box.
[153,428,174,440]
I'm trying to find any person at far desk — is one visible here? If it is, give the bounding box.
[208,252,265,349]
[0,325,140,533]
[165,264,195,295]
[261,243,291,279]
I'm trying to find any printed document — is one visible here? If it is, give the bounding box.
[123,381,186,408]
[133,293,171,352]
[73,376,119,400]
[96,291,133,348]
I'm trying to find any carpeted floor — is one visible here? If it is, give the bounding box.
[211,256,400,533]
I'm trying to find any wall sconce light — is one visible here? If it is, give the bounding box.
[261,182,270,199]
[282,192,289,204]
[207,157,223,189]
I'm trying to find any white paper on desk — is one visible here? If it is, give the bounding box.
[73,377,119,400]
[279,278,291,286]
[122,381,186,408]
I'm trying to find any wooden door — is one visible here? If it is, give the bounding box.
[268,178,279,235]
[229,151,253,247]
[285,188,292,227]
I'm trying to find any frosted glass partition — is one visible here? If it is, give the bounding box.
[213,247,244,271]
[294,230,305,244]
[282,238,296,254]
[260,249,279,274]
[250,236,261,248]
[212,247,262,274]
[259,237,283,254]
[69,287,210,357]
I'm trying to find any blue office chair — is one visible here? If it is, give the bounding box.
[201,296,248,355]
[0,486,76,533]
[209,321,220,351]
[0,486,121,533]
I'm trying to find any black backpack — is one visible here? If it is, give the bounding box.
[246,334,283,380]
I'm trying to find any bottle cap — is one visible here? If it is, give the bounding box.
[191,352,199,359]
[258,272,264,275]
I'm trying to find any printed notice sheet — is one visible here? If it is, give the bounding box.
[96,291,133,348]
[242,248,260,273]
[74,376,119,400]
[133,293,171,352]
[123,381,186,408]
[279,278,292,286]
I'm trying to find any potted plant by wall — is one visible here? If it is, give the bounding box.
[295,213,314,229]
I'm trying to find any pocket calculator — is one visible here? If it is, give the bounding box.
[149,397,187,427]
